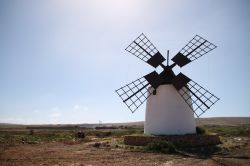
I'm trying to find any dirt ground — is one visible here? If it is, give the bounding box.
[0,138,249,166]
[0,142,216,166]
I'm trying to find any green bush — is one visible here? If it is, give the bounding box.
[145,139,176,154]
[111,129,144,137]
[196,126,206,135]
[206,126,250,136]
[0,130,76,144]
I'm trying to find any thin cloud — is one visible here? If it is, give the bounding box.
[73,104,89,111]
[49,112,61,118]
[73,104,80,110]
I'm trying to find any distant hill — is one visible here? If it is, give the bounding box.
[0,123,26,128]
[98,117,250,127]
[0,117,249,129]
[103,117,250,127]
[196,117,250,126]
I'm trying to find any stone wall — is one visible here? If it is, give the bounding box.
[124,135,221,147]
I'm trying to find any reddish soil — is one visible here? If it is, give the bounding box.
[0,141,233,166]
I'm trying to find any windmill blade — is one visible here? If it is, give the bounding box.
[172,35,217,67]
[115,76,154,113]
[177,79,220,117]
[125,33,165,68]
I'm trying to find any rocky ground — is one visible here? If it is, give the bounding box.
[0,135,249,166]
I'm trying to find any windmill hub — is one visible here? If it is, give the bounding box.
[158,66,176,86]
[116,33,219,135]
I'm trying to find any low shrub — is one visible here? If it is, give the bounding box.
[145,139,176,154]
[95,131,112,138]
[75,131,85,139]
[196,126,206,135]
[29,130,34,135]
[206,126,250,136]
[111,129,143,137]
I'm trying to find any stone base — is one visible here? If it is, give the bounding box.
[124,135,221,147]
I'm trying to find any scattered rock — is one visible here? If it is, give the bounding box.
[93,142,101,148]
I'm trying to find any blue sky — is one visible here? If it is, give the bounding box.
[0,0,249,124]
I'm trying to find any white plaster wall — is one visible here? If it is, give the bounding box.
[144,85,196,135]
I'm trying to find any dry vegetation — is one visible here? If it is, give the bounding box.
[0,117,249,166]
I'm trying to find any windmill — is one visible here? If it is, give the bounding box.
[115,34,219,135]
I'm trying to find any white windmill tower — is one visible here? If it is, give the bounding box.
[116,34,219,135]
